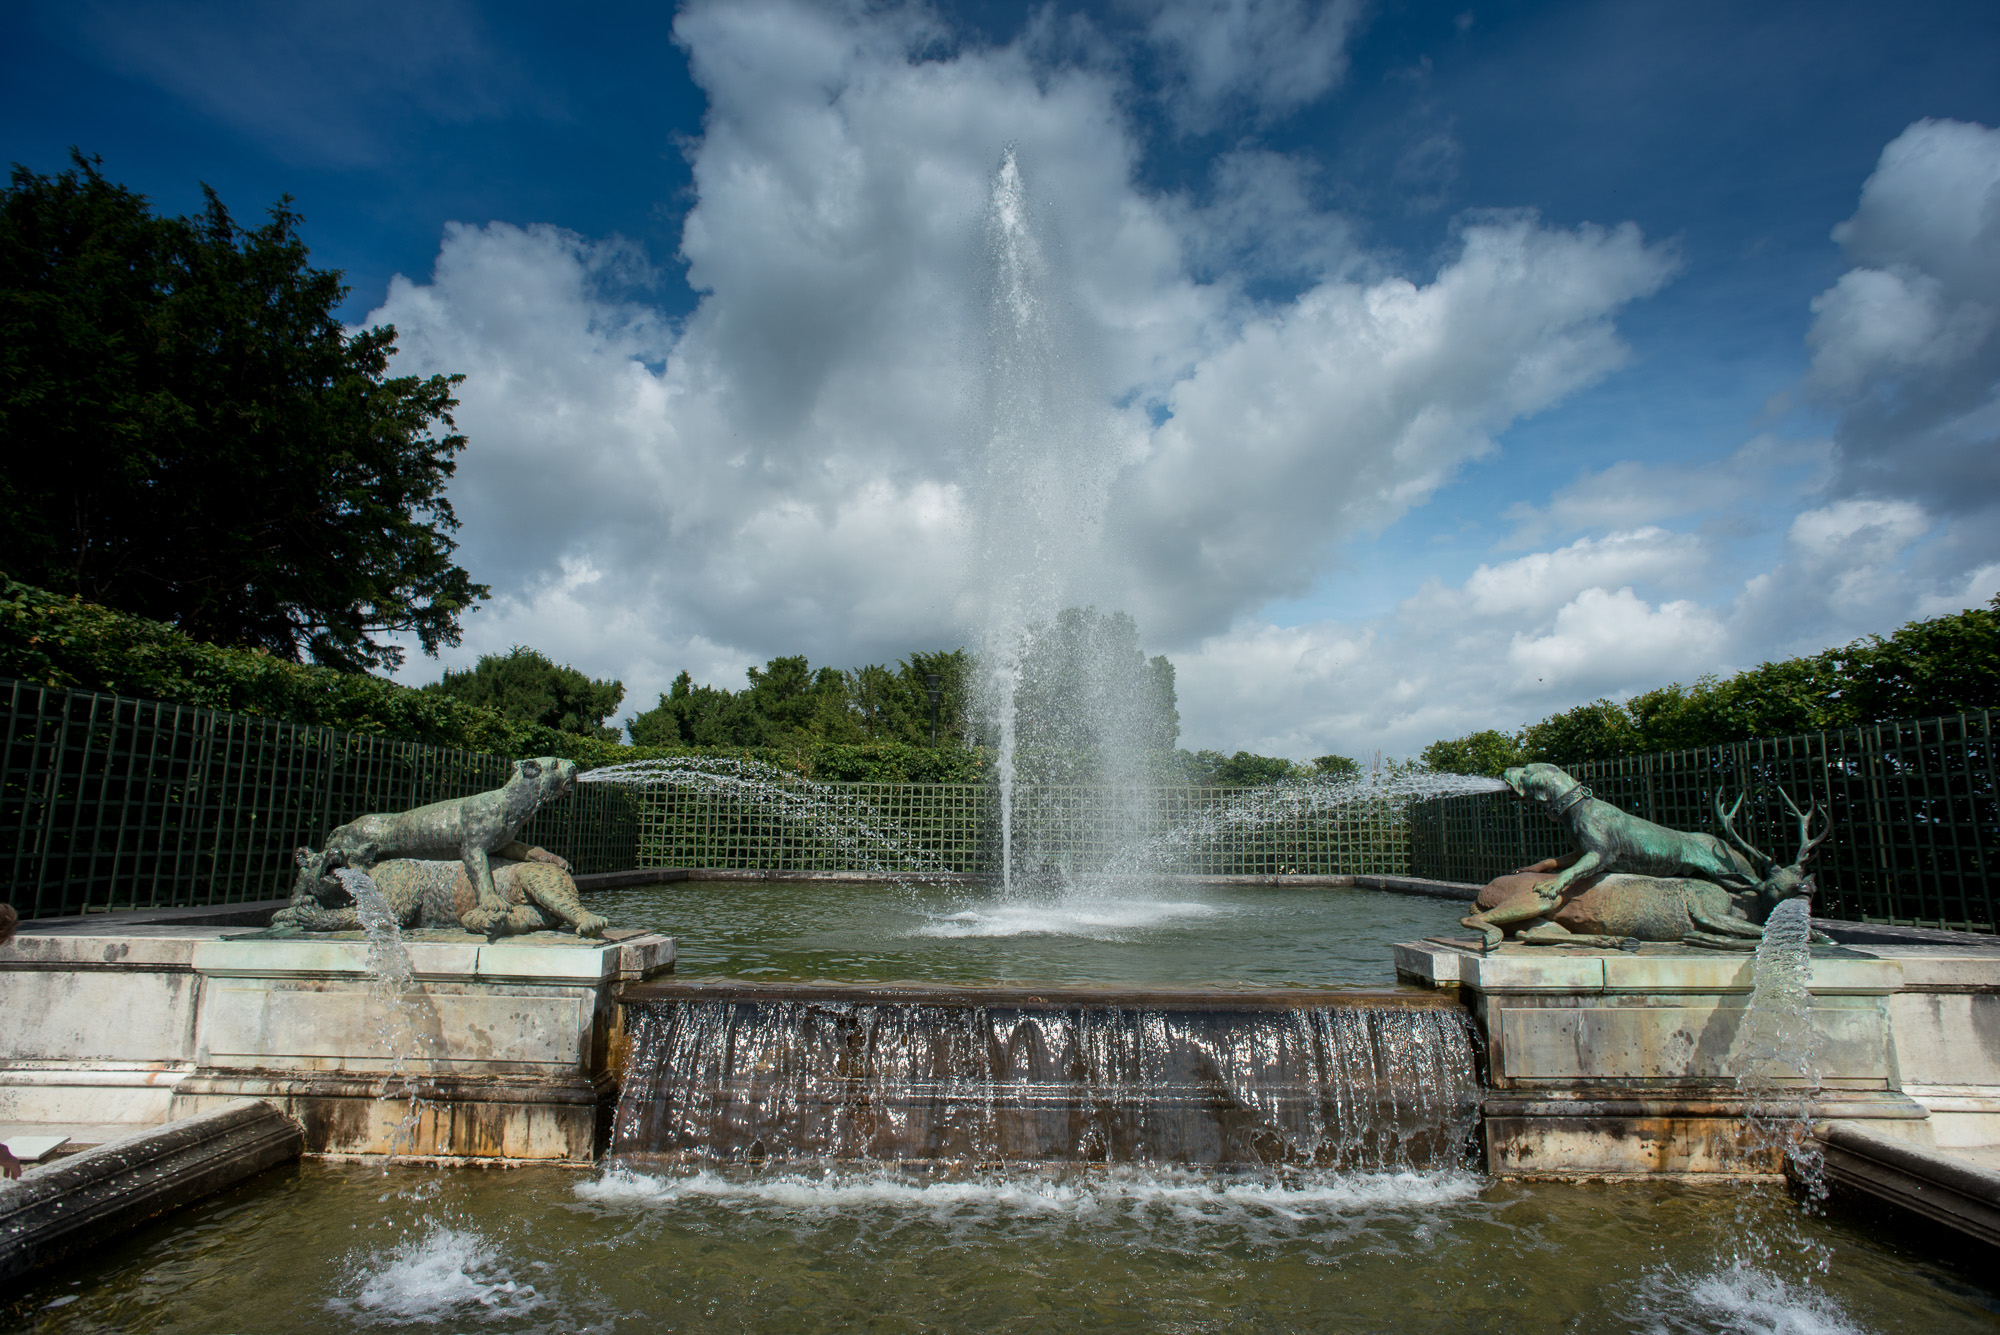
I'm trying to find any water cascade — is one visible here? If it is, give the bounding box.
[610,985,1480,1170]
[336,867,441,1155]
[1733,894,1827,1193]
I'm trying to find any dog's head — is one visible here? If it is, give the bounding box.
[1502,763,1579,803]
[512,756,579,804]
[291,846,348,904]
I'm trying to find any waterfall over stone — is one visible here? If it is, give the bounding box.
[610,991,1481,1170]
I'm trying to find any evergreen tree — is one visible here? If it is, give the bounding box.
[425,646,624,741]
[0,152,482,671]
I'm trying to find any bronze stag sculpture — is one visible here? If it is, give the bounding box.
[1460,763,1832,951]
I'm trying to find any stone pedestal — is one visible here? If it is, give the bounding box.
[1395,939,1934,1176]
[0,927,675,1163]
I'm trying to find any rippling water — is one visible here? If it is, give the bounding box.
[583,879,1472,987]
[5,1162,1994,1334]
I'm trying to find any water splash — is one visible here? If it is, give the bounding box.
[576,1161,1483,1234]
[1091,769,1510,884]
[336,868,438,1157]
[1733,895,1825,1200]
[971,149,1130,894]
[1630,1259,1870,1335]
[577,756,952,885]
[331,1220,546,1324]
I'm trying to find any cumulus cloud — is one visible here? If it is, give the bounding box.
[1172,495,1958,760]
[1808,118,2000,513]
[1499,435,1833,544]
[374,0,1675,724]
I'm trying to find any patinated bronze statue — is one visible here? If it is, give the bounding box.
[282,756,581,936]
[273,853,606,938]
[1461,763,1832,951]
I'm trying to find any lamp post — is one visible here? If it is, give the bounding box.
[926,674,942,748]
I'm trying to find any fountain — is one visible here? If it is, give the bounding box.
[4,150,2000,1332]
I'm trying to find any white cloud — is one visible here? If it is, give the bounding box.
[1506,588,1724,689]
[1170,493,1976,761]
[1109,215,1675,638]
[1807,118,2000,513]
[1499,435,1833,542]
[1455,529,1706,620]
[374,0,1674,726]
[1137,0,1365,133]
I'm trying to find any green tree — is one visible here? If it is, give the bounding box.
[0,152,483,671]
[1008,607,1179,780]
[1418,730,1523,777]
[1417,594,1999,765]
[1843,593,2000,723]
[848,649,974,745]
[425,646,624,741]
[1520,699,1638,763]
[1311,754,1362,779]
[1180,749,1301,785]
[627,651,978,750]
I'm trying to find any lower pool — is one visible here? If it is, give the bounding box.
[581,879,1472,988]
[5,1161,1993,1334]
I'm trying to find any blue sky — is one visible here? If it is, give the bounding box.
[6,0,1998,757]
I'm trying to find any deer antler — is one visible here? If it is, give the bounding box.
[1778,787,1831,867]
[1713,792,1774,876]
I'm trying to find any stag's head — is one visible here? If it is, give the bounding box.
[1713,788,1831,909]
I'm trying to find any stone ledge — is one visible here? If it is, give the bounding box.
[1394,939,1906,995]
[0,1098,301,1282]
[1817,1119,2000,1248]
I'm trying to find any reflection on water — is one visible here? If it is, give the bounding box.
[585,880,1471,988]
[6,1163,1996,1334]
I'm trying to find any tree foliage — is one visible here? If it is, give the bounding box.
[424,646,624,741]
[1417,729,1525,778]
[627,650,977,752]
[0,152,484,672]
[1006,607,1180,782]
[0,577,988,779]
[1420,595,2000,770]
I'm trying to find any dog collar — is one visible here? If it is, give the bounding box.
[1547,782,1594,818]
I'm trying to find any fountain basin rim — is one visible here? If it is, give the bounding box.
[618,978,1462,1010]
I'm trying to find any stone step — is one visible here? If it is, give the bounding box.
[0,1099,303,1283]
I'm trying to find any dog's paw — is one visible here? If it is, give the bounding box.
[460,906,503,936]
[501,905,545,935]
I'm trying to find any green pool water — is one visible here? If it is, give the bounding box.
[4,1161,1993,1334]
[582,879,1472,987]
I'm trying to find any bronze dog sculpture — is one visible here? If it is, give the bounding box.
[290,757,579,936]
[1461,769,1832,951]
[272,853,606,938]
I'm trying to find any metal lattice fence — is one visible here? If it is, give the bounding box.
[631,781,1415,878]
[1410,710,1997,931]
[2,680,636,918]
[11,675,1990,928]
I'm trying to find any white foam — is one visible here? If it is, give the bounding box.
[333,1222,546,1324]
[577,1164,1480,1225]
[1636,1261,1872,1335]
[917,897,1225,939]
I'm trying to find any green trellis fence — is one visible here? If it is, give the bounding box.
[633,781,1414,878]
[1407,710,1997,932]
[1,679,636,919]
[7,679,1993,928]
